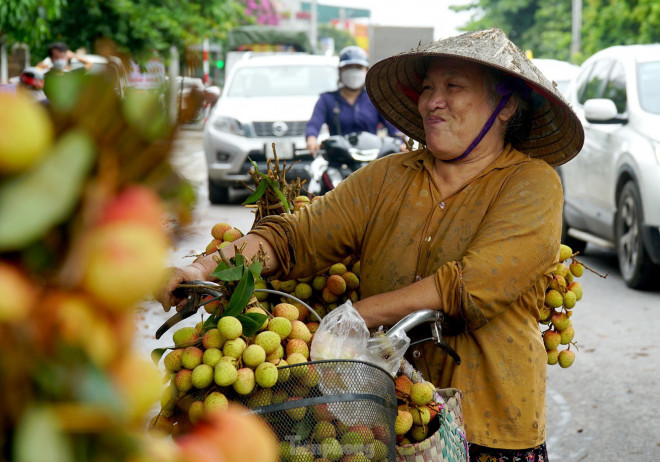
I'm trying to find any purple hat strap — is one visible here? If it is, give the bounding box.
[445,76,530,162]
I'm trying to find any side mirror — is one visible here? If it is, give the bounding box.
[584,98,627,124]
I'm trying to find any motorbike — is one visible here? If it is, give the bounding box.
[306,131,401,196]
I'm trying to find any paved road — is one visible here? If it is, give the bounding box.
[138,131,660,461]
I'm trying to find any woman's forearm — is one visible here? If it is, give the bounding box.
[354,275,442,329]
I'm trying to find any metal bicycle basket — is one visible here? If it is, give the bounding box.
[238,359,398,462]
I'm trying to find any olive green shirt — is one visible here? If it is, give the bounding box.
[250,145,563,449]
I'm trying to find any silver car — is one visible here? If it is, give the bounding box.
[204,53,338,203]
[560,44,660,288]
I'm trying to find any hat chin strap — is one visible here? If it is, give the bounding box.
[444,91,513,162]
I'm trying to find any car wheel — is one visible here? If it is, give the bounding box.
[561,209,587,254]
[208,179,230,204]
[616,181,656,289]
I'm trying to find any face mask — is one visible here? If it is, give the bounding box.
[52,59,68,70]
[341,68,367,90]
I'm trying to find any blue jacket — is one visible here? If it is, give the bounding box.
[305,89,400,138]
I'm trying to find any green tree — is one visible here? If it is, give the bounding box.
[0,0,63,46]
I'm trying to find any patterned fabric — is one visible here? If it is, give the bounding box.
[250,145,563,448]
[468,442,549,461]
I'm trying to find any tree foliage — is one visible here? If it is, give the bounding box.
[452,0,660,62]
[0,0,64,45]
[318,24,357,53]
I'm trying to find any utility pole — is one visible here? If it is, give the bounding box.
[310,0,318,54]
[571,0,582,61]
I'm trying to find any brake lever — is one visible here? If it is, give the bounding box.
[431,318,462,365]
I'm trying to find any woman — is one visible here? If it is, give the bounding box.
[158,29,584,460]
[305,45,403,155]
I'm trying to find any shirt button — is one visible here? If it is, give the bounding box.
[415,275,422,282]
[439,201,446,209]
[425,236,432,242]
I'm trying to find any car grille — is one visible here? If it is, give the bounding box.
[252,121,306,137]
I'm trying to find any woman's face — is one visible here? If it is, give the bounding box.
[418,58,507,161]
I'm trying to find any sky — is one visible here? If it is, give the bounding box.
[314,0,474,39]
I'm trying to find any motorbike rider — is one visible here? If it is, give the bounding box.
[305,46,405,155]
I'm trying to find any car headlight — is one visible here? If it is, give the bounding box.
[212,116,245,136]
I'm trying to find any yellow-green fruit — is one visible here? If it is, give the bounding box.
[266,344,284,361]
[301,366,320,388]
[313,421,337,442]
[341,272,360,290]
[222,228,243,242]
[539,306,553,323]
[218,241,232,249]
[188,400,205,424]
[410,425,429,442]
[280,280,298,293]
[312,275,328,292]
[286,352,308,378]
[223,337,246,359]
[291,446,314,462]
[285,397,307,421]
[247,388,273,409]
[273,388,288,404]
[549,274,567,291]
[320,437,343,461]
[255,331,281,354]
[204,391,228,412]
[202,348,222,367]
[559,326,575,345]
[255,361,278,388]
[352,261,361,278]
[160,384,178,411]
[280,441,293,462]
[329,263,347,276]
[181,346,203,370]
[0,93,54,174]
[295,282,313,300]
[567,282,583,300]
[219,355,239,368]
[543,330,561,350]
[214,361,238,387]
[286,338,310,359]
[289,320,312,343]
[233,367,255,395]
[272,359,290,382]
[269,279,282,291]
[211,222,232,240]
[242,344,266,368]
[205,239,222,255]
[163,349,184,372]
[410,382,435,406]
[411,406,431,425]
[395,410,413,435]
[569,261,584,277]
[559,244,573,261]
[558,349,575,368]
[563,290,577,309]
[551,312,570,331]
[268,317,292,339]
[544,289,563,308]
[273,303,299,321]
[322,287,340,303]
[371,440,388,461]
[148,414,174,437]
[174,369,193,392]
[547,349,559,365]
[565,270,574,284]
[202,328,225,349]
[172,326,199,347]
[554,263,570,279]
[217,316,242,339]
[254,281,269,301]
[191,364,214,388]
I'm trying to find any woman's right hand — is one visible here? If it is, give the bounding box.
[306,135,320,156]
[156,263,208,312]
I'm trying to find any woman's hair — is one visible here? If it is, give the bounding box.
[482,67,533,146]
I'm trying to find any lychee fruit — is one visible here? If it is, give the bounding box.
[286,352,308,378]
[322,287,340,303]
[567,282,583,300]
[544,289,564,308]
[558,349,575,368]
[255,361,278,388]
[551,312,570,331]
[204,391,228,412]
[272,358,290,383]
[341,272,360,290]
[245,306,269,329]
[265,344,284,361]
[549,274,567,291]
[286,338,310,359]
[312,275,328,292]
[217,316,242,340]
[410,382,435,406]
[285,397,307,421]
[181,346,203,370]
[273,303,299,321]
[174,368,193,392]
[242,344,266,368]
[559,244,573,261]
[163,349,184,372]
[202,328,225,349]
[394,409,413,435]
[326,274,347,295]
[222,337,246,359]
[172,326,199,347]
[563,290,577,309]
[222,228,243,242]
[205,239,222,255]
[547,349,559,365]
[255,330,281,354]
[202,348,222,367]
[410,424,429,441]
[569,261,584,277]
[312,421,337,442]
[329,263,347,276]
[289,320,312,343]
[211,222,232,240]
[294,282,313,300]
[279,280,298,293]
[188,400,205,424]
[559,326,575,345]
[232,367,255,395]
[539,305,553,323]
[268,316,292,339]
[542,330,561,351]
[410,406,431,425]
[553,263,570,279]
[247,388,273,409]
[191,364,214,388]
[214,361,238,387]
[352,261,361,277]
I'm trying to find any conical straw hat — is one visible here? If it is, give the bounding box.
[366,28,584,166]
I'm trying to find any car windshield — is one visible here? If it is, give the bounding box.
[226,65,337,97]
[638,61,660,114]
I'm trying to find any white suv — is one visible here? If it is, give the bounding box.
[560,44,660,288]
[203,53,338,203]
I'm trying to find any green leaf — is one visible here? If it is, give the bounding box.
[14,406,74,462]
[237,313,268,337]
[221,270,255,318]
[203,313,220,331]
[248,261,263,278]
[213,260,230,273]
[151,348,168,365]
[234,253,245,267]
[0,130,95,251]
[242,179,267,205]
[211,265,244,281]
[264,177,290,213]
